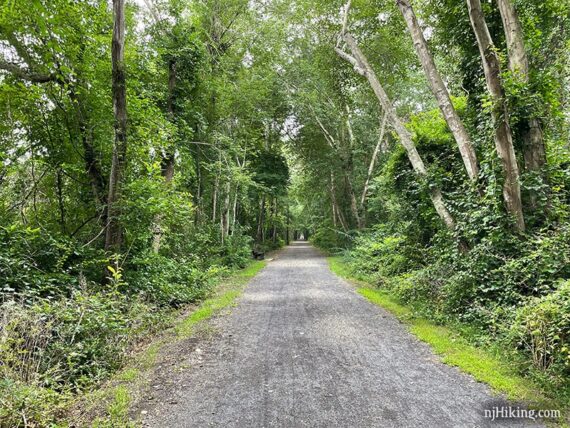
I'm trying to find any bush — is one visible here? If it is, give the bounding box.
[310,227,353,252]
[0,225,106,299]
[0,288,164,426]
[125,251,227,307]
[510,280,570,377]
[348,234,410,281]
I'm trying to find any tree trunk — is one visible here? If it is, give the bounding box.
[330,172,349,232]
[56,168,66,234]
[194,152,203,224]
[496,0,546,181]
[231,185,238,233]
[346,173,362,229]
[360,112,387,214]
[256,194,266,244]
[396,0,479,182]
[336,34,456,231]
[221,180,231,242]
[152,60,177,253]
[271,197,278,244]
[212,169,219,224]
[467,0,525,232]
[105,0,128,252]
[344,107,364,229]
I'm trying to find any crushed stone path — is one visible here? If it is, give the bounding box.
[142,242,540,427]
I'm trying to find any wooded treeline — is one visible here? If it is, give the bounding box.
[1,0,569,425]
[0,0,291,424]
[287,0,569,405]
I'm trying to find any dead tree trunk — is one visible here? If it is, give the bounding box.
[396,0,479,182]
[105,0,128,252]
[467,0,525,232]
[336,33,456,231]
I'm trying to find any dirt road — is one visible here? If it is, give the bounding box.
[143,242,539,427]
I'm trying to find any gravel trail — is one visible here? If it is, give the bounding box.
[143,242,540,427]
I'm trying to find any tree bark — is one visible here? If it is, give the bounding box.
[344,107,364,229]
[336,34,456,231]
[496,0,546,175]
[271,197,278,244]
[330,172,349,232]
[221,180,231,242]
[360,112,387,211]
[56,168,66,233]
[256,194,266,244]
[152,60,177,253]
[396,0,479,182]
[231,185,238,233]
[467,0,525,232]
[105,0,128,252]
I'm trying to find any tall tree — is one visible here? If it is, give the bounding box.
[105,0,128,251]
[466,0,525,232]
[496,0,546,175]
[396,0,479,182]
[336,27,456,231]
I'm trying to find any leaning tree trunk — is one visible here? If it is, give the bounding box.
[497,0,546,197]
[360,112,388,217]
[467,0,525,232]
[336,34,456,231]
[105,0,128,252]
[396,0,479,182]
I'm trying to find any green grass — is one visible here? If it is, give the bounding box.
[175,260,266,336]
[73,260,266,427]
[328,256,554,407]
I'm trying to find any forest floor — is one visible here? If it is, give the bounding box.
[133,241,542,428]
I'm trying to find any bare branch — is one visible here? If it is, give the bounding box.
[341,0,352,37]
[0,59,56,83]
[334,46,365,76]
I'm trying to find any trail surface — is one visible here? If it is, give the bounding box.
[143,242,539,427]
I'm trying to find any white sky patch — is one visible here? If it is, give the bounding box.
[242,51,254,68]
[378,12,390,24]
[281,115,302,142]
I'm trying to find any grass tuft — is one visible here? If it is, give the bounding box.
[329,256,557,410]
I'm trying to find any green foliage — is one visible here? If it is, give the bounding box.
[0,288,163,426]
[510,280,570,380]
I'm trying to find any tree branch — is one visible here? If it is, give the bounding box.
[0,58,56,83]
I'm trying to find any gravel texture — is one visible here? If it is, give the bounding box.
[142,242,541,427]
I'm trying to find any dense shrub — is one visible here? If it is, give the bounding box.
[0,288,164,426]
[345,225,421,282]
[510,280,570,377]
[0,219,258,426]
[125,251,227,307]
[333,220,570,389]
[0,226,105,299]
